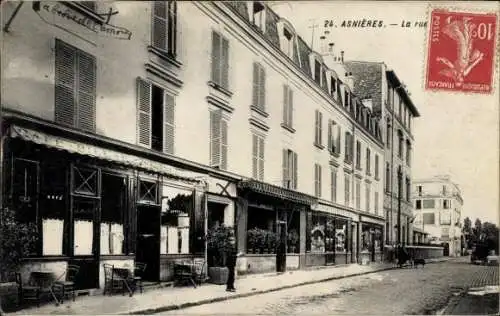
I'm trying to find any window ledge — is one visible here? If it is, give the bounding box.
[356,166,362,171]
[250,105,269,118]
[281,123,296,133]
[314,143,324,150]
[344,159,353,165]
[366,172,372,177]
[208,81,233,97]
[330,150,341,158]
[375,176,381,181]
[147,46,182,68]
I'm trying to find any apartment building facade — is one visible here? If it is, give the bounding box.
[344,61,420,247]
[412,176,463,256]
[1,1,384,290]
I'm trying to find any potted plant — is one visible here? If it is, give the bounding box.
[257,229,267,254]
[266,231,277,254]
[287,229,299,253]
[247,228,260,254]
[206,224,233,285]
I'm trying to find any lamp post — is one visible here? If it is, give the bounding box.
[397,166,402,245]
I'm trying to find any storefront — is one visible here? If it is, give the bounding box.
[359,215,384,263]
[235,179,317,275]
[1,118,218,292]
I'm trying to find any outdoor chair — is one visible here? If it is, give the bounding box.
[103,264,132,296]
[131,262,147,293]
[53,264,80,303]
[192,258,207,285]
[17,271,60,307]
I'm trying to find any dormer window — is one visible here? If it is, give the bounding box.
[277,18,296,59]
[251,2,266,31]
[330,76,337,96]
[314,60,321,85]
[283,28,294,57]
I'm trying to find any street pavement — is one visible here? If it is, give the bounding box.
[159,257,499,315]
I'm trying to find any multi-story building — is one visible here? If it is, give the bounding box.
[1,1,384,292]
[343,61,420,247]
[412,176,463,256]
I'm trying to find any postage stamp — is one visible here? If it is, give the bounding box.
[425,9,498,94]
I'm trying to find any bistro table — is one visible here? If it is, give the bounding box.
[30,271,62,306]
[174,262,197,288]
[112,267,134,296]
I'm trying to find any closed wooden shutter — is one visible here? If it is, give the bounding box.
[220,119,228,170]
[282,85,288,124]
[210,110,221,167]
[292,152,298,189]
[258,136,264,180]
[314,111,319,144]
[331,169,337,202]
[314,165,318,196]
[253,63,259,108]
[252,134,258,178]
[167,1,177,55]
[137,78,152,147]
[221,36,229,89]
[318,112,323,145]
[336,125,341,154]
[211,31,221,84]
[258,65,265,110]
[327,119,332,151]
[282,149,288,187]
[318,165,322,197]
[288,87,293,127]
[76,50,96,132]
[163,93,175,154]
[55,40,76,127]
[153,1,167,50]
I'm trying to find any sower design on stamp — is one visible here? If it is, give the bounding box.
[426,9,498,94]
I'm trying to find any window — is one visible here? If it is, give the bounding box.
[423,213,435,225]
[355,140,361,169]
[366,148,371,175]
[211,31,229,90]
[330,168,337,202]
[314,110,323,147]
[12,159,39,226]
[152,1,177,57]
[328,120,341,154]
[252,62,266,111]
[101,173,127,255]
[161,187,194,254]
[137,78,175,154]
[314,60,321,85]
[385,163,390,192]
[443,199,450,209]
[406,140,411,166]
[344,132,353,163]
[55,40,96,132]
[283,149,298,189]
[330,77,337,97]
[405,177,410,201]
[282,28,294,57]
[417,185,422,196]
[440,210,451,225]
[344,174,351,207]
[386,119,391,149]
[314,164,322,198]
[252,134,265,180]
[365,184,370,212]
[251,1,265,30]
[355,179,361,210]
[282,85,293,128]
[416,200,422,209]
[441,227,450,237]
[422,199,435,209]
[210,109,228,170]
[374,154,379,179]
[344,90,349,108]
[374,191,379,214]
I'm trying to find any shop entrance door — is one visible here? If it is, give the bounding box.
[325,218,336,265]
[276,221,287,273]
[136,205,161,281]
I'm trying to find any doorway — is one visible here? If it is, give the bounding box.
[136,205,161,281]
[276,221,287,273]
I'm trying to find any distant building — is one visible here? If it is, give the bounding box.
[412,176,463,256]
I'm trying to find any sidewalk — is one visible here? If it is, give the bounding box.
[9,258,448,315]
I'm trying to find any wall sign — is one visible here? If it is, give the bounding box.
[33,1,132,40]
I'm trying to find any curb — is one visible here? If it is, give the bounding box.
[126,259,450,315]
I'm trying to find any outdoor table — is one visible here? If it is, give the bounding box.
[30,271,61,306]
[112,267,134,296]
[174,263,197,288]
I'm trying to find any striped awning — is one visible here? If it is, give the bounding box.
[10,125,203,183]
[238,179,317,206]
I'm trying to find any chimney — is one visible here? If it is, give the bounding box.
[340,50,344,62]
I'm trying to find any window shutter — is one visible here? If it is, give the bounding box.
[221,36,229,89]
[318,112,323,145]
[336,125,341,154]
[282,149,289,187]
[314,110,319,143]
[211,31,221,84]
[220,119,228,170]
[55,40,76,127]
[259,65,265,110]
[252,134,258,178]
[137,78,152,147]
[76,50,96,132]
[328,120,332,152]
[292,152,298,189]
[167,1,177,55]
[258,137,264,180]
[253,63,259,108]
[318,165,322,197]
[210,110,221,167]
[152,1,167,50]
[163,92,175,154]
[282,85,288,124]
[288,88,293,127]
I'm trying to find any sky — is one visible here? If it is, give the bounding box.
[272,1,499,224]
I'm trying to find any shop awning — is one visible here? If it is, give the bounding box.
[10,125,204,183]
[238,179,318,205]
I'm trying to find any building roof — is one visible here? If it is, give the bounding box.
[343,61,384,114]
[386,70,420,117]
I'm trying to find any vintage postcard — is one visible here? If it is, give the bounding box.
[0,1,498,315]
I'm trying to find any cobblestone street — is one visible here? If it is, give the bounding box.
[159,257,499,315]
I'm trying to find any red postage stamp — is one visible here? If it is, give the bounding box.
[425,9,498,94]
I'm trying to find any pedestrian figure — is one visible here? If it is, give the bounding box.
[225,233,242,292]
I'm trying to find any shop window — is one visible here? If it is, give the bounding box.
[100,174,127,255]
[160,187,194,254]
[335,218,348,252]
[73,199,97,255]
[72,166,98,196]
[12,158,39,224]
[247,207,276,253]
[207,202,225,229]
[307,214,337,253]
[287,211,300,253]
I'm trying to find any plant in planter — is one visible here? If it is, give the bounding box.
[287,229,299,253]
[247,228,260,254]
[266,231,277,254]
[256,229,267,254]
[206,224,233,284]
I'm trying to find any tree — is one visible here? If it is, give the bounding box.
[462,217,473,247]
[473,218,482,240]
[482,222,499,253]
